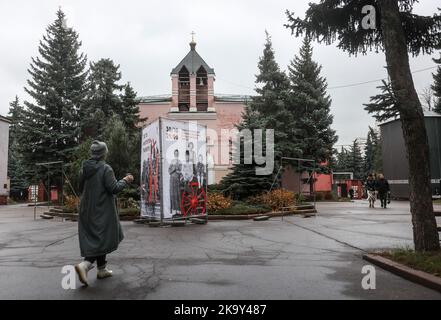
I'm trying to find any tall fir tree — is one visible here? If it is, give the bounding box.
[21,9,87,184]
[333,146,351,172]
[99,114,140,186]
[252,32,300,160]
[81,58,122,139]
[348,139,364,180]
[288,37,338,192]
[7,97,28,199]
[8,96,23,150]
[220,107,274,199]
[220,32,299,199]
[103,115,130,181]
[364,127,376,177]
[363,126,383,177]
[120,82,141,134]
[68,138,93,195]
[374,132,383,174]
[432,53,441,114]
[363,131,374,178]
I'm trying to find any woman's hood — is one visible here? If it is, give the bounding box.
[82,159,103,179]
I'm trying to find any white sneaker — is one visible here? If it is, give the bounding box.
[97,267,113,279]
[75,261,94,286]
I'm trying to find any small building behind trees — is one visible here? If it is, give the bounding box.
[0,116,10,204]
[380,111,441,199]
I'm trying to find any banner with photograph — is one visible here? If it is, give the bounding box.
[161,119,207,219]
[140,120,161,218]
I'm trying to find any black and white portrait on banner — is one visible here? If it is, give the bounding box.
[161,119,207,219]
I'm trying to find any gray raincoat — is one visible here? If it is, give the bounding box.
[78,159,127,257]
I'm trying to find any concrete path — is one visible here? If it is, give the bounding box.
[0,201,439,299]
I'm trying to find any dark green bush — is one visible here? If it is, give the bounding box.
[210,202,271,215]
[119,187,140,201]
[119,207,140,216]
[207,183,223,193]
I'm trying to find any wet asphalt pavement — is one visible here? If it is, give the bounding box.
[0,200,440,299]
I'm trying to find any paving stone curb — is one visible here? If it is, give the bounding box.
[207,209,317,220]
[362,253,441,294]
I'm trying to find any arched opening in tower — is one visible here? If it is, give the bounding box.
[196,66,208,112]
[178,66,190,111]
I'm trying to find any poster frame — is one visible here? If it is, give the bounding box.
[140,117,208,223]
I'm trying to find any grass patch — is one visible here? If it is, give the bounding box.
[433,199,441,205]
[381,248,441,278]
[210,202,271,216]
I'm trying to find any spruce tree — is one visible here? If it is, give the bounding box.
[122,84,144,181]
[333,146,351,172]
[7,97,28,199]
[373,131,383,173]
[348,139,364,180]
[220,32,299,199]
[120,82,141,134]
[103,115,130,180]
[22,9,87,184]
[432,54,441,114]
[288,37,338,192]
[252,32,300,161]
[367,126,383,175]
[220,107,275,199]
[81,58,123,139]
[8,96,23,150]
[364,131,374,178]
[363,126,381,178]
[68,138,93,195]
[127,129,141,186]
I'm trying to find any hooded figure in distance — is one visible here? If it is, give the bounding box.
[75,140,133,286]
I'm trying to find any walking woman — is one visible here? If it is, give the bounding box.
[365,174,377,208]
[75,140,133,286]
[376,174,390,208]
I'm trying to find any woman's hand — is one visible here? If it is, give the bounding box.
[123,174,134,183]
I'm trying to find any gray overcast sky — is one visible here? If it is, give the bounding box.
[0,0,439,145]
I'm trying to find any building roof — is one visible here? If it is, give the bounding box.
[139,94,252,104]
[214,94,252,103]
[0,115,11,124]
[138,95,171,103]
[171,42,215,75]
[378,109,441,126]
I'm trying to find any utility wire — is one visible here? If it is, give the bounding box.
[327,65,437,90]
[216,65,437,92]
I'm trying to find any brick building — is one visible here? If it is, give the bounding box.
[138,39,250,183]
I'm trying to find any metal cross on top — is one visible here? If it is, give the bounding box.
[191,31,196,42]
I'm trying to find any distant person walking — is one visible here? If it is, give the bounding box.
[376,174,390,209]
[75,140,133,286]
[365,174,377,208]
[349,188,354,200]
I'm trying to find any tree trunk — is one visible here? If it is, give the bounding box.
[379,0,440,251]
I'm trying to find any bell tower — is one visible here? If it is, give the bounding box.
[170,34,215,113]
